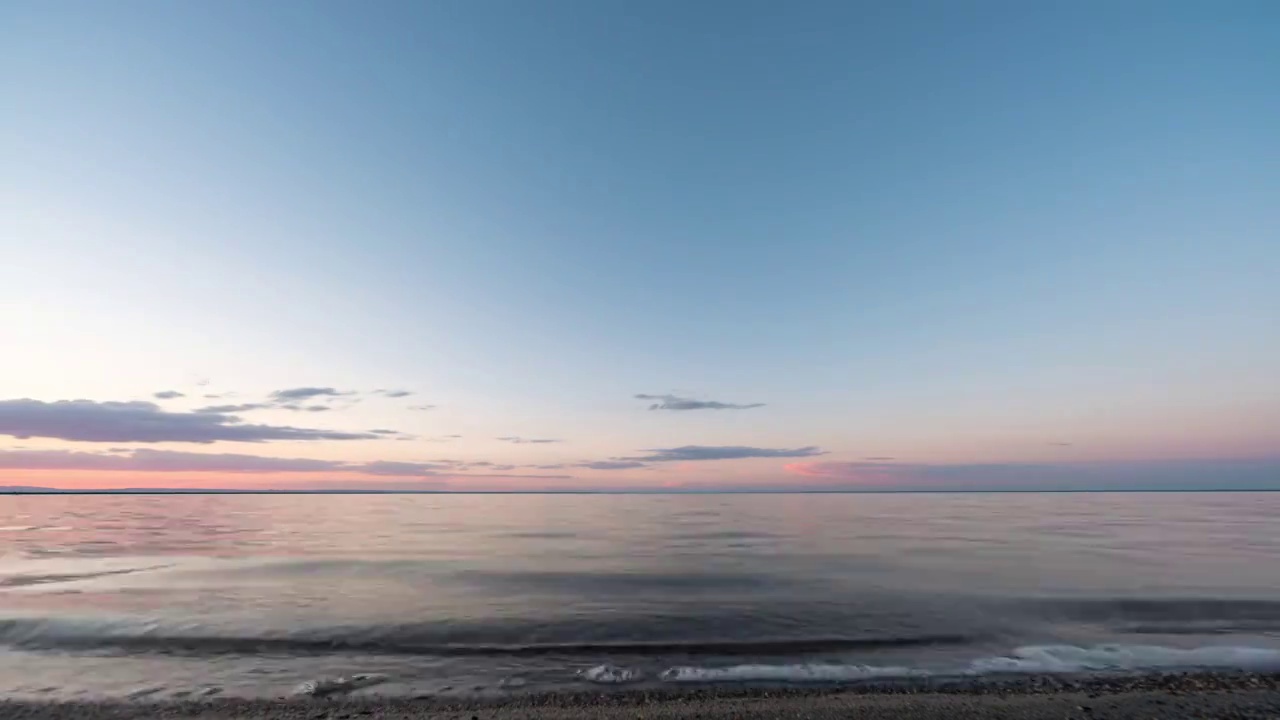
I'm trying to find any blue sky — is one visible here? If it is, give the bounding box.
[2,0,1277,490]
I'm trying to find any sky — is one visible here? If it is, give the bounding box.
[2,0,1278,492]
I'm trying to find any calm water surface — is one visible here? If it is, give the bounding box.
[1,492,1278,699]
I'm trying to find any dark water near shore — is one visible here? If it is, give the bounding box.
[1,492,1279,699]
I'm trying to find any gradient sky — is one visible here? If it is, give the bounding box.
[2,0,1278,491]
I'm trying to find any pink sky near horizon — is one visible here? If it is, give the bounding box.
[2,364,1277,492]
[4,446,1279,492]
[3,392,1280,491]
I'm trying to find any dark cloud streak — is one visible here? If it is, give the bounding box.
[576,460,649,470]
[635,394,764,411]
[195,403,271,414]
[0,399,377,444]
[269,387,354,402]
[619,445,826,462]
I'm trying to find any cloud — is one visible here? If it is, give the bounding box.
[374,389,414,398]
[355,460,449,476]
[196,389,358,413]
[453,461,516,471]
[268,387,354,402]
[0,448,573,480]
[195,403,271,414]
[575,460,649,470]
[1049,442,1074,447]
[634,394,764,411]
[153,391,185,400]
[781,458,1280,491]
[408,405,437,411]
[620,445,826,462]
[496,436,562,444]
[864,456,896,461]
[370,429,400,435]
[0,399,378,444]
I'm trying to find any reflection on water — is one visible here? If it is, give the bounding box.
[0,492,1278,698]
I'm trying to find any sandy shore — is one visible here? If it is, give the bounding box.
[3,673,1279,720]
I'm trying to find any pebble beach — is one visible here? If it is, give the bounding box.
[5,672,1280,720]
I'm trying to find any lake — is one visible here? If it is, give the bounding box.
[1,492,1278,699]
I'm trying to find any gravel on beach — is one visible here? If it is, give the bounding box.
[4,672,1280,720]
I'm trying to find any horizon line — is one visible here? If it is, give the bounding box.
[2,488,1276,496]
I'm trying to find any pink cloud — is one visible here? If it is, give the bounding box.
[783,461,903,484]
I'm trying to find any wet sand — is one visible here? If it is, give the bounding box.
[3,672,1280,719]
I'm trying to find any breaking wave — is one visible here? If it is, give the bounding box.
[659,663,922,683]
[589,644,1280,685]
[579,665,644,684]
[967,644,1280,674]
[293,674,389,697]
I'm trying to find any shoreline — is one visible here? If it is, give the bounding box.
[3,672,1280,719]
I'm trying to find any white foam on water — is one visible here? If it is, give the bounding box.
[968,644,1280,674]
[652,644,1280,684]
[579,664,644,684]
[660,663,922,683]
[126,686,165,699]
[293,673,389,698]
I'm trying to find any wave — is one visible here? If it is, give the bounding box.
[293,674,389,697]
[0,616,976,657]
[968,644,1280,674]
[638,644,1280,684]
[660,663,923,683]
[579,665,644,684]
[0,564,173,588]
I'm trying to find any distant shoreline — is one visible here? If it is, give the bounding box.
[3,488,1279,495]
[3,672,1279,720]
